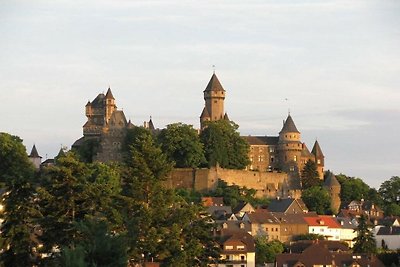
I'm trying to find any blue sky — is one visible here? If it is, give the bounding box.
[1,0,399,188]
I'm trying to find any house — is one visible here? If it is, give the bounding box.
[267,198,308,214]
[243,209,281,240]
[270,212,309,243]
[336,217,358,248]
[303,215,341,241]
[276,240,384,267]
[207,206,233,220]
[375,226,400,250]
[232,202,255,218]
[215,220,252,236]
[217,231,256,267]
[343,200,384,223]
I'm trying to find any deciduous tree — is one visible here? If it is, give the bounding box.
[301,186,331,214]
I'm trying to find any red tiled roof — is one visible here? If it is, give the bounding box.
[303,216,341,228]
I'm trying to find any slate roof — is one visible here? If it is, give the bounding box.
[288,240,350,254]
[91,93,105,107]
[204,73,225,92]
[105,87,115,99]
[267,198,307,213]
[218,231,256,253]
[207,206,232,220]
[232,201,254,214]
[246,209,280,224]
[311,140,324,158]
[109,110,127,127]
[324,172,340,187]
[269,212,308,225]
[241,136,279,146]
[279,114,300,134]
[216,220,252,233]
[336,217,358,229]
[376,226,400,235]
[29,144,41,158]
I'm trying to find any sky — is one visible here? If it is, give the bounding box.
[1,0,399,189]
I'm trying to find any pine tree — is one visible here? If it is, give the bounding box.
[353,214,377,254]
[301,159,321,189]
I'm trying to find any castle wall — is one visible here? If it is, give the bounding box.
[167,167,302,199]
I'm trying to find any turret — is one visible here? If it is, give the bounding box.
[200,73,226,128]
[85,101,92,117]
[105,87,116,123]
[28,144,42,170]
[277,114,302,175]
[311,140,325,179]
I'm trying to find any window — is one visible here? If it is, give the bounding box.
[241,255,245,260]
[237,245,245,250]
[270,156,275,163]
[225,245,233,250]
[258,156,262,162]
[317,159,321,164]
[290,166,295,172]
[294,155,297,162]
[269,147,275,153]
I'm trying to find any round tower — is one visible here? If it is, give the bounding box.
[200,73,226,128]
[105,87,116,124]
[324,171,341,214]
[311,140,325,179]
[277,114,302,175]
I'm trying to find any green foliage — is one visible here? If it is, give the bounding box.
[379,176,400,216]
[0,133,38,266]
[353,215,377,254]
[200,120,250,169]
[175,188,202,204]
[158,123,206,168]
[61,246,87,267]
[293,233,325,241]
[377,251,400,267]
[120,126,219,265]
[336,174,372,205]
[255,236,284,264]
[74,138,100,163]
[207,180,269,208]
[301,160,321,189]
[301,186,332,214]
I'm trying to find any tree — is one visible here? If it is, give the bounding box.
[336,174,371,205]
[73,138,100,163]
[0,133,38,266]
[200,120,250,169]
[121,126,219,265]
[379,176,400,216]
[301,160,321,189]
[293,233,325,241]
[301,186,331,214]
[353,214,377,254]
[158,123,206,168]
[255,237,284,264]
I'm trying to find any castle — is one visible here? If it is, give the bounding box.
[68,73,340,208]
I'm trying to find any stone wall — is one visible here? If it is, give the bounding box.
[167,166,302,199]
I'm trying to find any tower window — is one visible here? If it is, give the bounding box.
[294,155,297,162]
[317,159,321,164]
[214,100,217,103]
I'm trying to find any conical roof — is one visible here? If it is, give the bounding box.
[148,117,155,131]
[105,87,115,99]
[223,112,230,121]
[279,114,300,134]
[204,73,225,92]
[29,144,41,158]
[311,140,324,158]
[301,143,312,157]
[324,172,340,187]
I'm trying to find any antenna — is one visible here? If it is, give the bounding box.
[284,98,290,115]
[212,65,216,74]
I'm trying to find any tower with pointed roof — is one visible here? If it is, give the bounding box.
[28,144,42,170]
[277,114,303,176]
[311,140,325,179]
[323,171,341,214]
[200,73,229,129]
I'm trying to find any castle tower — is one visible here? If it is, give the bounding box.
[200,73,227,128]
[28,144,42,170]
[323,171,341,214]
[311,140,325,179]
[105,87,116,124]
[277,114,302,175]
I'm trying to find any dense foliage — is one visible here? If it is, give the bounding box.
[379,176,400,216]
[301,186,332,214]
[300,160,321,189]
[158,123,206,168]
[255,237,284,264]
[200,120,250,169]
[0,130,220,267]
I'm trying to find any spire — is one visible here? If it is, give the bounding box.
[29,144,41,158]
[279,114,300,134]
[148,117,155,131]
[105,87,115,100]
[85,100,91,106]
[324,171,340,187]
[204,73,225,92]
[223,112,230,121]
[311,140,324,158]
